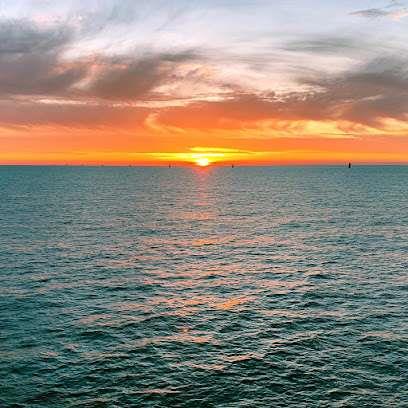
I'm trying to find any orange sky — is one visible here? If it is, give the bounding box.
[1,1,408,165]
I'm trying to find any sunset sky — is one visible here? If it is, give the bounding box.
[1,0,408,165]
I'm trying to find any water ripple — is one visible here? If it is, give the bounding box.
[1,166,407,407]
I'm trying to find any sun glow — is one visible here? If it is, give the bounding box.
[195,157,210,167]
[148,147,257,166]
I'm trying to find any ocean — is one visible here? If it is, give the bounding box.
[1,165,407,407]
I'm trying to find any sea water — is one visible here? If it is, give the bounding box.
[1,166,407,407]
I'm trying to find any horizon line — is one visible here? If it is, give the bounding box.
[2,163,408,167]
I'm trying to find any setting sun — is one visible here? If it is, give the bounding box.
[195,157,210,167]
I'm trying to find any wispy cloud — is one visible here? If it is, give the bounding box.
[350,0,408,20]
[0,18,202,101]
[2,1,408,164]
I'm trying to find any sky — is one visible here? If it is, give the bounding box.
[1,0,408,165]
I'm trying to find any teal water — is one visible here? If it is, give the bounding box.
[1,166,407,407]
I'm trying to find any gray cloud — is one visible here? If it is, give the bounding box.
[0,19,70,54]
[155,55,408,132]
[0,98,150,128]
[0,16,204,129]
[350,8,390,18]
[1,16,408,133]
[0,18,200,101]
[86,51,199,101]
[298,57,408,125]
[0,53,87,96]
[284,36,372,55]
[350,1,408,19]
[0,19,86,97]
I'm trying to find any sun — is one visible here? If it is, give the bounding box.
[195,157,210,167]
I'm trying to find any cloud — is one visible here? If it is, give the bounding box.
[0,98,150,128]
[0,17,201,102]
[0,19,70,54]
[85,51,199,101]
[284,36,374,55]
[149,55,408,135]
[299,56,408,126]
[0,19,86,97]
[350,1,408,20]
[350,8,390,18]
[3,51,407,136]
[1,14,408,141]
